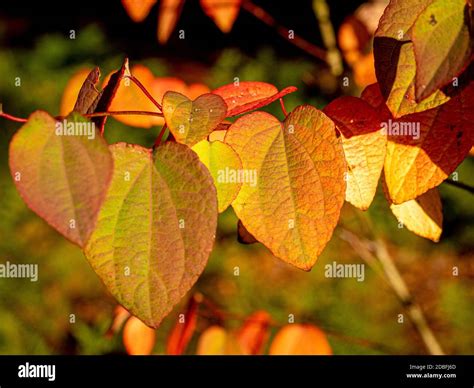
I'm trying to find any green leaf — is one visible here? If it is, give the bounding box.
[192,140,242,213]
[412,0,471,100]
[9,111,113,247]
[225,106,346,271]
[162,91,227,146]
[84,142,218,328]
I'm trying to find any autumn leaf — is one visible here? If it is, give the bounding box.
[9,111,113,247]
[387,187,443,242]
[200,0,241,33]
[383,43,449,118]
[411,0,471,101]
[60,68,96,116]
[225,106,346,271]
[158,0,185,44]
[84,142,217,328]
[237,219,257,244]
[166,294,201,355]
[374,0,471,105]
[123,316,156,355]
[104,64,210,128]
[324,96,386,210]
[384,82,474,204]
[72,67,102,114]
[122,0,157,22]
[269,324,332,355]
[106,305,131,338]
[162,91,227,146]
[192,140,242,212]
[196,326,243,355]
[212,81,297,117]
[236,311,271,355]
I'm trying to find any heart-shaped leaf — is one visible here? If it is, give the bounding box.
[192,140,242,213]
[225,106,346,270]
[162,91,227,146]
[84,142,217,328]
[9,111,113,247]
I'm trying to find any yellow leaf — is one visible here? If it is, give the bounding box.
[269,324,332,355]
[123,316,156,355]
[225,106,346,270]
[388,188,443,242]
[192,140,242,212]
[196,326,243,355]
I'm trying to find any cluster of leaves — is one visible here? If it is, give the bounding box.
[114,295,332,355]
[3,0,473,330]
[121,0,242,43]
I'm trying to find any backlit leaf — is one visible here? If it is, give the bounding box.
[324,96,386,210]
[192,140,242,212]
[212,81,297,117]
[384,82,474,203]
[225,106,346,271]
[60,68,95,116]
[84,142,217,328]
[236,311,271,355]
[162,91,227,146]
[72,67,102,114]
[388,187,443,242]
[237,219,257,244]
[166,294,201,355]
[123,316,156,355]
[200,0,242,33]
[9,111,113,247]
[157,0,184,44]
[122,0,157,22]
[269,324,332,355]
[196,326,243,355]
[412,0,471,101]
[105,65,210,128]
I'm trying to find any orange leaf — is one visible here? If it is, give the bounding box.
[196,326,243,355]
[236,311,271,355]
[324,96,386,210]
[213,81,296,117]
[269,324,332,355]
[122,0,157,22]
[384,82,474,204]
[200,0,241,33]
[225,106,346,270]
[123,316,156,355]
[387,187,443,242]
[157,0,184,44]
[166,294,201,355]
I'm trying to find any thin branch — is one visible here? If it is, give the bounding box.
[125,75,163,111]
[241,0,327,62]
[312,0,343,75]
[153,124,168,149]
[0,111,27,123]
[84,110,163,118]
[279,98,288,117]
[445,179,474,194]
[339,228,445,355]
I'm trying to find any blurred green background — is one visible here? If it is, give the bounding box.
[0,1,473,355]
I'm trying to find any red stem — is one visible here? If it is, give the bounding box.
[126,75,163,111]
[0,112,27,123]
[279,98,288,117]
[153,124,168,149]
